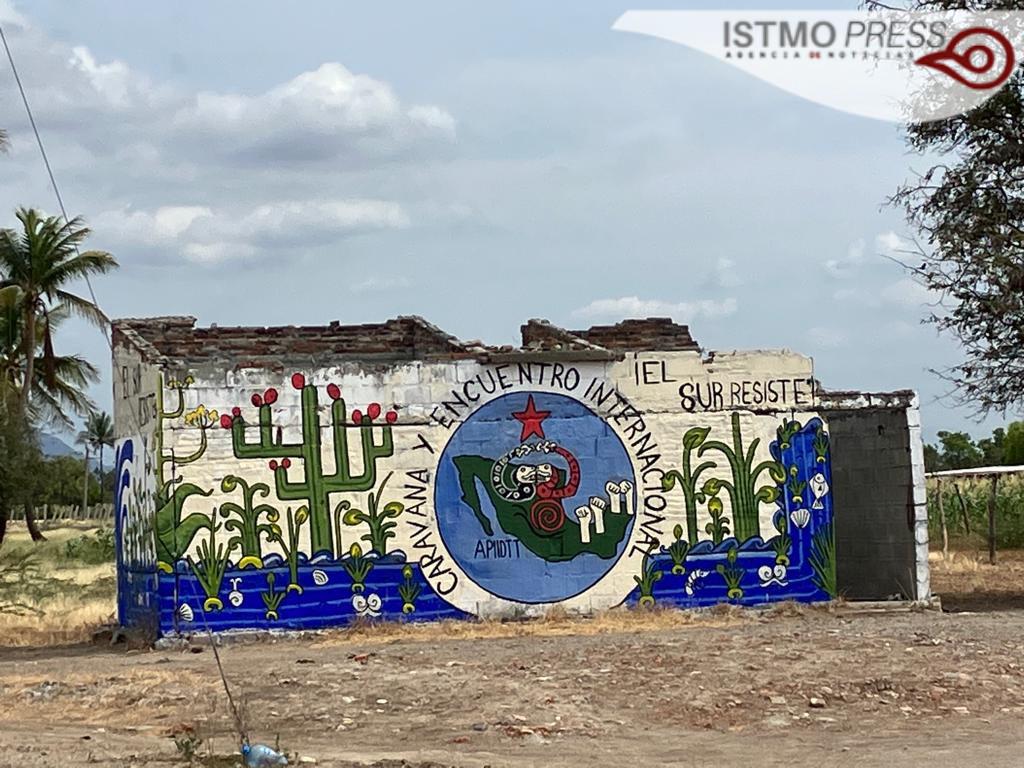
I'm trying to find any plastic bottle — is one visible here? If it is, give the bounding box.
[241,743,289,767]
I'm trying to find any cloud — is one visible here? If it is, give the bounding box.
[572,295,738,321]
[93,199,409,265]
[171,63,456,165]
[881,277,933,307]
[823,238,866,278]
[806,326,848,349]
[349,275,412,293]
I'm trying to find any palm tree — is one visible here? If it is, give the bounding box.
[79,410,113,478]
[0,300,97,427]
[0,129,8,153]
[0,208,117,410]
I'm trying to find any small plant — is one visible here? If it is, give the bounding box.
[269,506,308,594]
[218,475,281,568]
[813,427,830,463]
[716,547,744,600]
[0,551,40,617]
[633,541,663,607]
[809,521,837,598]
[64,528,116,564]
[341,472,405,555]
[261,572,286,621]
[173,731,204,762]
[398,564,422,613]
[770,510,791,566]
[341,542,373,592]
[704,486,731,545]
[187,523,231,612]
[662,524,690,575]
[786,464,806,505]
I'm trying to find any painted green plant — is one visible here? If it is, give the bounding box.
[662,524,690,575]
[341,472,404,555]
[218,475,281,569]
[715,547,744,600]
[771,510,792,566]
[261,572,286,621]
[813,427,830,464]
[154,482,214,571]
[342,542,374,593]
[633,541,663,607]
[661,427,716,545]
[776,418,802,451]
[810,521,837,598]
[698,412,785,541]
[187,523,232,612]
[398,564,422,614]
[704,480,731,545]
[268,506,308,594]
[224,375,397,556]
[786,465,806,505]
[152,374,217,571]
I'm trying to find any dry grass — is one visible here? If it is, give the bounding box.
[0,521,116,646]
[929,545,1024,611]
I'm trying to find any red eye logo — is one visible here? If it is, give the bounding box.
[916,27,1016,90]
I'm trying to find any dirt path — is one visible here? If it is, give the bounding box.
[2,605,1024,767]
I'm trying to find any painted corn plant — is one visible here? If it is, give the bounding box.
[661,427,716,544]
[698,412,785,541]
[340,472,405,555]
[218,475,281,568]
[187,523,232,612]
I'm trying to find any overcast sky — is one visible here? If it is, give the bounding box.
[0,0,1014,441]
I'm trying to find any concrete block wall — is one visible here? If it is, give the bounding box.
[110,317,922,634]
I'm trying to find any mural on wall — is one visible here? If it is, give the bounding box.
[116,359,836,635]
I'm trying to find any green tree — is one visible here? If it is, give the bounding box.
[870,0,1024,413]
[76,411,114,514]
[1004,422,1024,466]
[935,431,984,470]
[0,208,116,409]
[977,427,1006,467]
[0,209,115,541]
[35,455,101,507]
[923,442,942,472]
[0,395,44,545]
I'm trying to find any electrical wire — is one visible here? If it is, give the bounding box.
[0,19,250,748]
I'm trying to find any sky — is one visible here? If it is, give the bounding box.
[0,0,1015,442]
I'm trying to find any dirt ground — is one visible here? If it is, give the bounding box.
[2,546,1024,767]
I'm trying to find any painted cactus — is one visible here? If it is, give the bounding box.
[222,374,397,555]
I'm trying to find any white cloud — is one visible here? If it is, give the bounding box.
[881,277,933,307]
[806,326,848,348]
[349,275,412,293]
[823,238,866,278]
[876,230,908,257]
[572,295,738,321]
[93,199,409,265]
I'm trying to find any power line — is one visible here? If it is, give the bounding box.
[0,22,102,312]
[0,20,250,749]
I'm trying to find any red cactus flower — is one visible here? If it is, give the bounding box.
[351,409,363,425]
[220,414,234,429]
[367,403,381,420]
[232,406,241,417]
[264,388,278,405]
[291,372,305,390]
[251,393,263,407]
[269,460,278,470]
[282,458,291,469]
[326,383,341,400]
[385,410,398,424]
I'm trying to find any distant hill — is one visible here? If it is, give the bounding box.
[39,433,81,458]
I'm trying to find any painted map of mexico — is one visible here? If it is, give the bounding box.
[435,392,637,603]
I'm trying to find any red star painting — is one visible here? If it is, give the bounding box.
[512,395,551,441]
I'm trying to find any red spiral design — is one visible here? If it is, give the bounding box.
[529,499,565,534]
